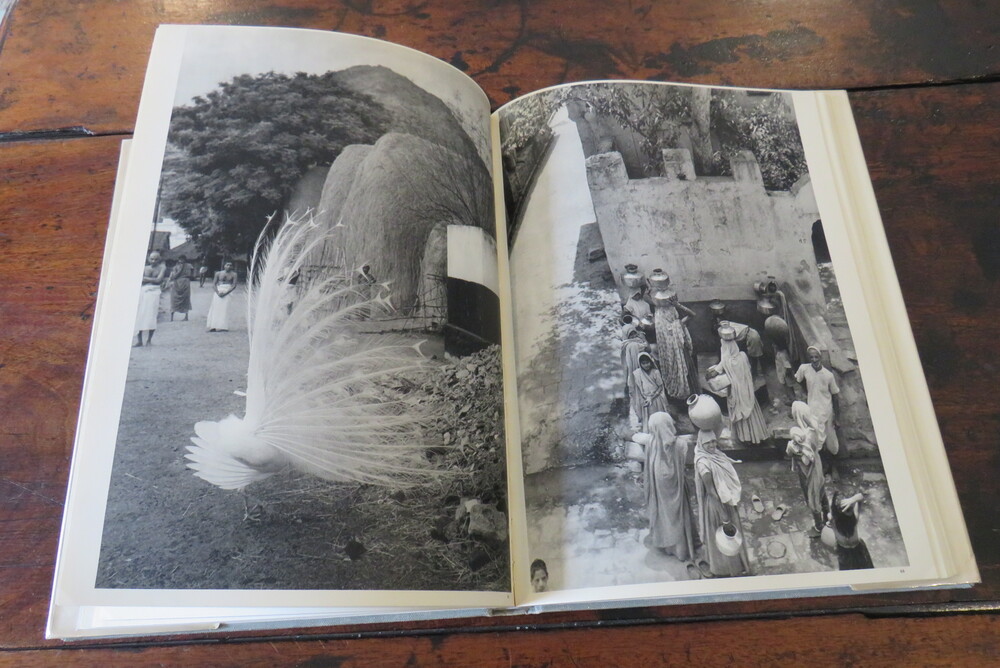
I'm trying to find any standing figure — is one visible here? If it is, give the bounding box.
[710,329,769,444]
[357,264,376,320]
[134,250,166,347]
[829,491,874,570]
[786,426,827,536]
[619,263,647,305]
[652,292,698,400]
[198,264,209,288]
[620,315,638,340]
[719,320,765,376]
[794,346,842,459]
[206,261,238,332]
[693,429,751,577]
[642,412,697,562]
[792,400,837,482]
[623,290,655,341]
[169,255,193,321]
[632,352,670,431]
[621,328,650,429]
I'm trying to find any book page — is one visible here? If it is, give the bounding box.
[51,25,513,629]
[495,81,949,606]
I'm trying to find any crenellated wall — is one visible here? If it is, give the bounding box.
[586,148,824,307]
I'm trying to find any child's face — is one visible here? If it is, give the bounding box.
[640,358,652,371]
[531,569,548,592]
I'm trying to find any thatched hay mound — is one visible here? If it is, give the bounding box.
[305,145,373,270]
[328,132,492,310]
[335,65,485,170]
[318,144,373,227]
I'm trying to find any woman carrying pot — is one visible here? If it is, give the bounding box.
[641,412,697,562]
[693,429,751,578]
[710,326,769,445]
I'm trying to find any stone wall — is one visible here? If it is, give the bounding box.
[584,147,877,454]
[586,148,824,307]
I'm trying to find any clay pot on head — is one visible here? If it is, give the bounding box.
[687,394,724,434]
[621,264,645,291]
[764,315,790,348]
[718,324,737,341]
[647,268,671,292]
[648,269,676,307]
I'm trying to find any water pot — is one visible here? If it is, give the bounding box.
[764,315,790,348]
[621,264,645,292]
[716,521,744,557]
[687,394,723,434]
[648,269,676,307]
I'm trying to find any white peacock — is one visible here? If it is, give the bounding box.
[185,213,441,491]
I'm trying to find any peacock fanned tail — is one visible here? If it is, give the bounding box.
[186,212,444,491]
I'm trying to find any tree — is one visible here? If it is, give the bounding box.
[160,72,392,255]
[710,91,808,190]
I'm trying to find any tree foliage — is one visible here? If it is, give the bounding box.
[710,91,808,190]
[500,83,691,178]
[499,83,807,192]
[161,72,392,255]
[571,83,691,176]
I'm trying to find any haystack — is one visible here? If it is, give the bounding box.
[319,132,492,311]
[335,65,485,166]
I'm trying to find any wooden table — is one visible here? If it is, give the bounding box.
[1,1,997,665]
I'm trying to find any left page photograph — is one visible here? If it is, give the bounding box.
[51,25,511,627]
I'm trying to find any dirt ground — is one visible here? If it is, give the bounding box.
[97,282,509,592]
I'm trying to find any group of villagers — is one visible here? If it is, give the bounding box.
[618,273,873,578]
[134,250,240,347]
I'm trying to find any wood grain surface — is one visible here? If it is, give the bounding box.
[0,0,998,664]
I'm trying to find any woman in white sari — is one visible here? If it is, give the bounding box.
[694,429,751,577]
[792,399,838,481]
[711,334,769,444]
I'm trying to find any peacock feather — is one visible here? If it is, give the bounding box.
[186,212,443,491]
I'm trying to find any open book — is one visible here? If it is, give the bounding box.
[48,25,978,639]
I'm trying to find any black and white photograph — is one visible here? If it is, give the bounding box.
[499,82,907,591]
[95,28,510,594]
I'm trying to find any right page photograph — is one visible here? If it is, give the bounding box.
[498,82,922,598]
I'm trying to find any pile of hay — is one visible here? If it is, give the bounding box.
[313,132,492,310]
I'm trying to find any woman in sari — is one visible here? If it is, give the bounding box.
[621,328,649,428]
[653,291,698,400]
[711,333,769,444]
[623,291,655,341]
[169,255,193,321]
[792,400,836,482]
[786,426,826,536]
[642,412,697,561]
[632,352,670,431]
[693,429,751,577]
